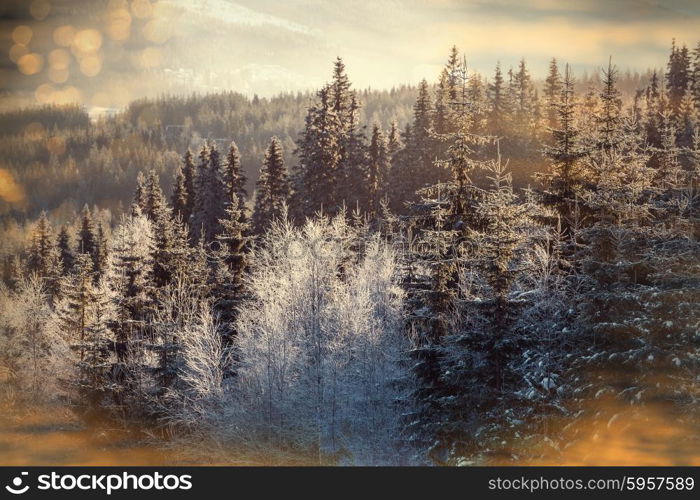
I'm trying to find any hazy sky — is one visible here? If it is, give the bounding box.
[1,0,698,109]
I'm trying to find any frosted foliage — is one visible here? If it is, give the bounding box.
[230,216,412,464]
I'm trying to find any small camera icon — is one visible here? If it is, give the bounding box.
[5,472,29,495]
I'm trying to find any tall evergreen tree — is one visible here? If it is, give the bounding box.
[171,164,188,222]
[293,84,342,217]
[252,136,290,234]
[212,195,250,347]
[487,62,510,136]
[367,124,391,214]
[54,253,113,409]
[539,64,587,221]
[26,211,61,298]
[77,204,97,256]
[223,141,248,215]
[597,58,623,151]
[192,143,227,242]
[56,224,75,275]
[666,39,692,118]
[543,58,562,130]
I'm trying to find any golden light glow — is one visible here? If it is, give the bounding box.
[17,53,44,76]
[48,49,71,70]
[53,26,76,47]
[12,26,33,46]
[138,47,162,68]
[29,0,51,21]
[35,83,54,103]
[143,19,171,44]
[48,67,70,83]
[106,8,132,41]
[72,29,103,55]
[80,55,102,77]
[0,169,26,205]
[131,0,153,19]
[9,44,29,64]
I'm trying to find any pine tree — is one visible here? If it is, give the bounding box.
[142,169,190,288]
[487,62,510,136]
[252,136,290,234]
[512,58,537,130]
[293,84,342,217]
[53,253,113,409]
[223,141,248,215]
[212,195,250,347]
[133,171,147,212]
[105,212,156,411]
[666,39,692,118]
[390,79,436,209]
[597,58,623,151]
[171,164,188,222]
[543,58,562,130]
[77,204,97,256]
[26,211,61,298]
[367,124,391,215]
[56,225,75,275]
[192,143,227,242]
[434,69,453,136]
[94,221,109,278]
[183,149,197,223]
[539,64,587,221]
[691,42,700,113]
[387,120,402,159]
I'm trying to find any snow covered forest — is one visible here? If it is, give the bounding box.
[1,42,700,465]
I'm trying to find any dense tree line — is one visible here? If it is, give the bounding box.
[1,41,699,464]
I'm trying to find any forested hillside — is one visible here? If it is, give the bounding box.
[1,41,699,465]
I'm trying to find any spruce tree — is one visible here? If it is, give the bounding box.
[56,224,75,275]
[54,253,113,410]
[597,58,623,152]
[192,143,227,242]
[183,148,197,223]
[171,164,188,222]
[367,124,391,215]
[293,84,342,217]
[252,136,290,234]
[539,64,587,221]
[212,195,250,347]
[26,211,61,298]
[665,39,692,118]
[223,141,248,215]
[543,58,562,130]
[77,204,97,256]
[487,62,510,136]
[692,41,700,113]
[387,120,402,158]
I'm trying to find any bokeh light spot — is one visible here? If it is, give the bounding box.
[29,0,51,21]
[80,55,102,77]
[138,47,162,68]
[9,44,29,64]
[106,8,132,41]
[143,19,171,44]
[18,53,44,75]
[48,49,71,70]
[73,29,103,54]
[131,0,153,19]
[35,83,54,103]
[53,26,76,47]
[12,26,33,46]
[48,66,69,83]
